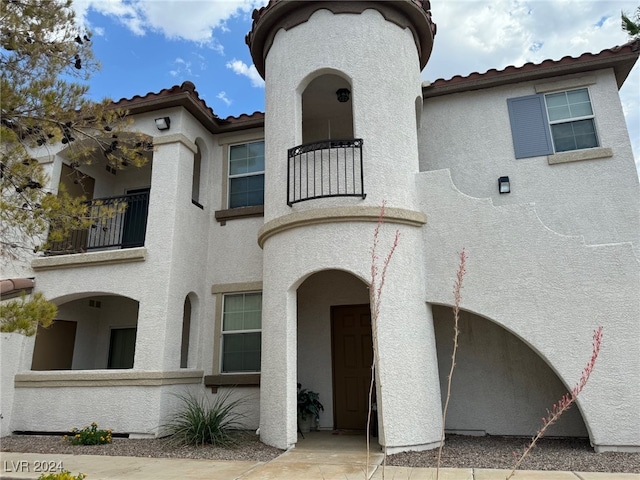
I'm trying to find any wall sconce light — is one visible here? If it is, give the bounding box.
[155,117,171,131]
[498,176,511,194]
[336,88,351,103]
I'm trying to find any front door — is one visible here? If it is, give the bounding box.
[121,188,150,248]
[331,304,373,430]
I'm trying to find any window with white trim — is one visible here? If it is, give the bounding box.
[544,88,598,153]
[228,141,264,208]
[507,87,599,159]
[221,292,261,373]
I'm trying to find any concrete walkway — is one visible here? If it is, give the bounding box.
[1,433,638,480]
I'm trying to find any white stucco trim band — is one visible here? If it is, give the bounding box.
[257,206,426,248]
[14,369,203,388]
[31,247,147,271]
[547,147,613,165]
[594,444,640,453]
[211,281,263,295]
[152,133,197,153]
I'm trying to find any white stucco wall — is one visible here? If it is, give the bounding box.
[0,334,35,437]
[419,69,639,250]
[11,381,195,436]
[418,169,640,450]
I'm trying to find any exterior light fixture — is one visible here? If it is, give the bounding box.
[498,176,511,194]
[155,117,171,131]
[336,88,350,103]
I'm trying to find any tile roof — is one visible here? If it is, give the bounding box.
[1,278,35,300]
[111,81,264,133]
[107,40,637,126]
[424,39,640,98]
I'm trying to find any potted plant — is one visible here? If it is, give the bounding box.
[297,383,324,433]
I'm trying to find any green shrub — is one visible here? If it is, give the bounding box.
[163,391,246,447]
[64,422,112,445]
[38,471,86,480]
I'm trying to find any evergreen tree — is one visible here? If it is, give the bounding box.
[1,0,150,335]
[621,6,640,38]
[1,0,150,260]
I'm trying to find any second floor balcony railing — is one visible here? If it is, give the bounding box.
[287,138,365,206]
[47,190,150,255]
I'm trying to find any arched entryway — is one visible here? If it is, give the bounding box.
[296,269,372,431]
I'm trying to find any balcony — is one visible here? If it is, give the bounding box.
[287,139,365,206]
[47,190,150,255]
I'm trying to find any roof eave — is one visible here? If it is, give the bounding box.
[423,43,639,99]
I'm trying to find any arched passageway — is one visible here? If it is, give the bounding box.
[432,305,588,437]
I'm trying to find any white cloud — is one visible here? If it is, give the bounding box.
[169,56,195,78]
[217,91,232,107]
[75,0,267,44]
[226,59,264,88]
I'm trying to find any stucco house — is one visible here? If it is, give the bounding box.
[2,0,639,454]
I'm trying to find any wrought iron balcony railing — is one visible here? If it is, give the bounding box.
[287,138,365,206]
[46,191,150,255]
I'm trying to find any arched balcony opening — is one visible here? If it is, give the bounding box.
[289,74,365,205]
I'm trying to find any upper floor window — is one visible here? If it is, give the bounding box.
[507,87,599,159]
[228,141,264,208]
[221,292,262,373]
[544,88,598,153]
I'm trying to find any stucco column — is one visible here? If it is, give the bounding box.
[259,249,298,449]
[374,230,443,453]
[133,138,191,370]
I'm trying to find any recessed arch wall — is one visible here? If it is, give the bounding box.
[432,304,588,437]
[180,292,200,369]
[193,137,209,207]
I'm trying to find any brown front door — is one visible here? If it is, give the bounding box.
[331,304,373,430]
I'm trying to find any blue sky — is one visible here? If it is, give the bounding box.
[73,0,639,172]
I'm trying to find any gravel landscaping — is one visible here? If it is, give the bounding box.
[2,433,639,473]
[387,435,640,473]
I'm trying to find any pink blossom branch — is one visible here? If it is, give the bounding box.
[507,326,603,479]
[436,248,467,480]
[367,201,400,477]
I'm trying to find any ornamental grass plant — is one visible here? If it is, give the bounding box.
[163,390,246,447]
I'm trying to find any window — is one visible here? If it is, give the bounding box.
[507,88,598,159]
[544,88,598,153]
[221,292,262,373]
[228,141,264,208]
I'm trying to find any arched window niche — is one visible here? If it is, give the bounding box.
[289,72,364,206]
[302,73,354,144]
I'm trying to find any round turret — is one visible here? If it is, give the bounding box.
[246,1,437,80]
